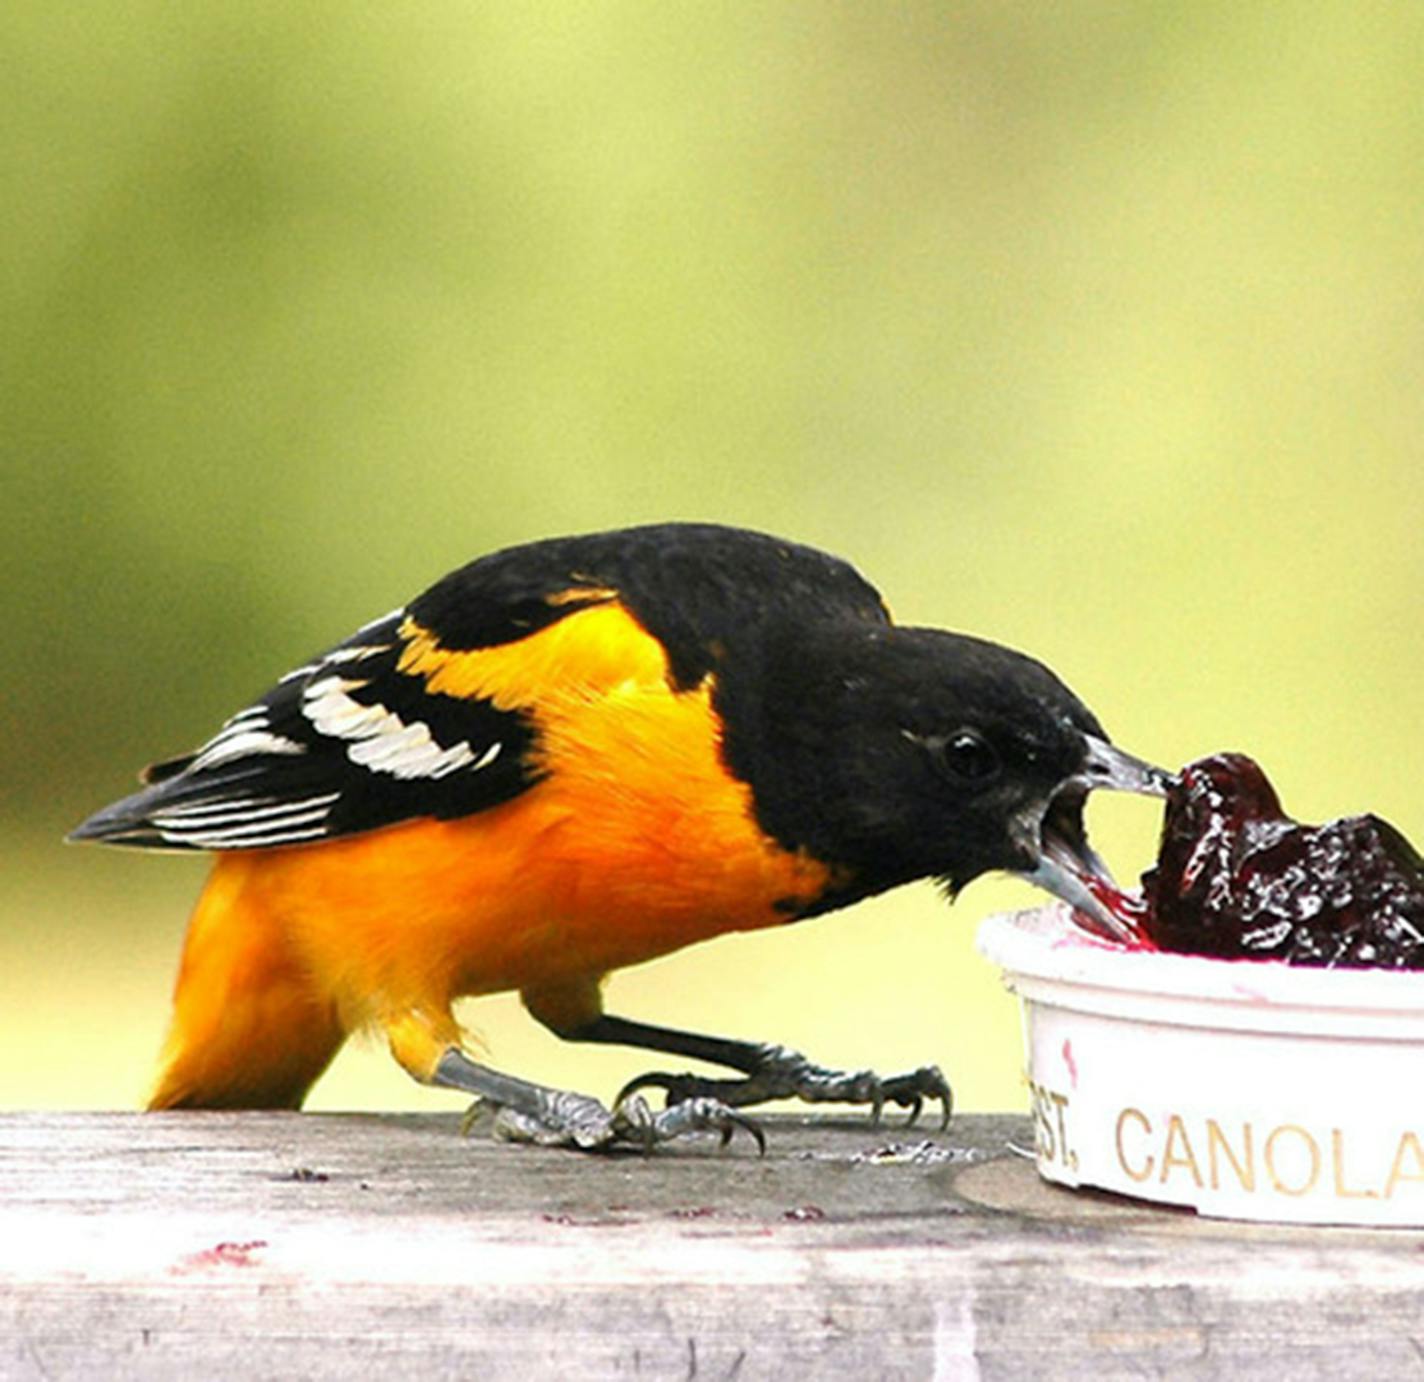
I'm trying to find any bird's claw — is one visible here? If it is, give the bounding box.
[618,1045,953,1131]
[624,1095,767,1155]
[463,1088,764,1154]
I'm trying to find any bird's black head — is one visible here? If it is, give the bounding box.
[718,621,1167,928]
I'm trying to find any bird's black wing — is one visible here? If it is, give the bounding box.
[70,524,891,852]
[69,608,540,850]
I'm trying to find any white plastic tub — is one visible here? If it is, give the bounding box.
[976,904,1424,1225]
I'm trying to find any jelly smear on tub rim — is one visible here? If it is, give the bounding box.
[1056,869,1154,949]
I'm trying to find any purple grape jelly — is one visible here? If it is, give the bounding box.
[1139,753,1424,969]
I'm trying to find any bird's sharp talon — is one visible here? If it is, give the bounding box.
[615,1072,676,1107]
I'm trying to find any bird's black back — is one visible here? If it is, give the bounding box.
[409,523,891,688]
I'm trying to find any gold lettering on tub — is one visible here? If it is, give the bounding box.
[1385,1132,1424,1199]
[1332,1128,1378,1200]
[1264,1124,1321,1196]
[1206,1119,1255,1193]
[1110,1111,1424,1202]
[1028,1079,1076,1172]
[1160,1115,1204,1188]
[1116,1107,1153,1182]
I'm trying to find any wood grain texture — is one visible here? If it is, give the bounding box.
[3,1111,1423,1379]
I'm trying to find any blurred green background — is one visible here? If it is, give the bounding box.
[4,3,1420,1116]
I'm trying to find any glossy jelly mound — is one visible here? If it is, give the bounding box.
[1137,753,1424,969]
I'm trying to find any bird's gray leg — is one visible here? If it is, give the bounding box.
[431,1047,763,1153]
[564,1014,953,1130]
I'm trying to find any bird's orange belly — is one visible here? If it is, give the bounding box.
[235,679,837,1020]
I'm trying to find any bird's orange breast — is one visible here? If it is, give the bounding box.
[218,604,838,1027]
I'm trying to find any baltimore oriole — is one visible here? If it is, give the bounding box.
[73,523,1166,1150]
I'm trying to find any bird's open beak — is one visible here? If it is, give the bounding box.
[1015,737,1172,942]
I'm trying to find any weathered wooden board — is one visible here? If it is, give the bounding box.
[2,1111,1422,1379]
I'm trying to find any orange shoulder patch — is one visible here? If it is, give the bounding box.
[396,599,673,712]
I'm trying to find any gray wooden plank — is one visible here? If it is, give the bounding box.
[2,1112,1422,1380]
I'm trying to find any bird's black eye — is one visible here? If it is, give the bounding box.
[934,729,1000,785]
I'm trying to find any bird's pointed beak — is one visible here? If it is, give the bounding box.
[1077,736,1174,800]
[1014,736,1172,942]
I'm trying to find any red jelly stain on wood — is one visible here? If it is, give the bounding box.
[171,1239,269,1275]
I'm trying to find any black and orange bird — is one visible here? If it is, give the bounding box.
[73,524,1167,1150]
